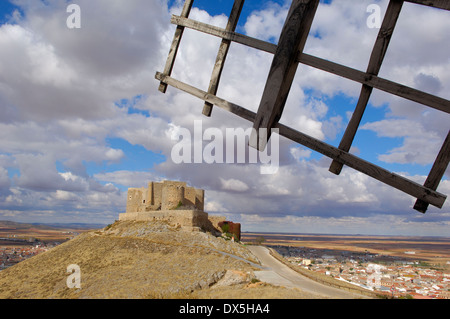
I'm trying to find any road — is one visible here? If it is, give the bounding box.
[247,246,371,299]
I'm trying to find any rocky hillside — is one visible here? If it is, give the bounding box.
[0,220,315,299]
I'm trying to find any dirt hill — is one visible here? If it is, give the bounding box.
[0,220,317,299]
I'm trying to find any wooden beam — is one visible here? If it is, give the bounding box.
[249,0,320,151]
[329,0,404,175]
[171,16,450,114]
[405,0,450,10]
[158,0,194,93]
[171,15,277,54]
[156,72,255,122]
[298,54,450,114]
[203,0,245,117]
[155,72,448,209]
[414,130,450,213]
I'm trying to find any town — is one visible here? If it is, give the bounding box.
[271,245,450,299]
[0,234,78,270]
[0,243,54,270]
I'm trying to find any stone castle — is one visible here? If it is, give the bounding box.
[119,181,240,239]
[125,180,204,212]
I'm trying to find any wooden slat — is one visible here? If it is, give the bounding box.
[329,0,404,175]
[171,15,277,54]
[156,72,255,122]
[249,0,320,151]
[298,54,450,114]
[155,72,448,209]
[171,16,450,114]
[203,0,245,117]
[414,130,450,213]
[158,0,194,93]
[405,0,450,10]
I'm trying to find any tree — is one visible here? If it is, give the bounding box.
[254,236,266,245]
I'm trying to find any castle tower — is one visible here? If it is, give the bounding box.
[161,181,186,210]
[126,187,147,212]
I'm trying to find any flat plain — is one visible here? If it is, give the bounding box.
[241,232,450,271]
[0,220,99,245]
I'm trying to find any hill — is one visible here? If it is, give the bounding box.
[0,220,317,299]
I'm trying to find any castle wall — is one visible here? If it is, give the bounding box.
[119,210,210,231]
[208,215,226,232]
[218,221,242,241]
[147,182,154,206]
[184,187,205,210]
[153,182,163,209]
[126,188,147,213]
[184,187,196,208]
[195,189,204,211]
[124,181,211,231]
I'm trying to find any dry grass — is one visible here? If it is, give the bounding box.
[0,220,320,299]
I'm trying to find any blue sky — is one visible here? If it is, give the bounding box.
[0,1,19,22]
[0,0,448,236]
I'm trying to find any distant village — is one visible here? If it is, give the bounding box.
[0,232,79,270]
[272,245,450,299]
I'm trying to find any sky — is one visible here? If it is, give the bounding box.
[0,0,449,236]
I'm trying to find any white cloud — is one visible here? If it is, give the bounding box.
[220,178,249,192]
[54,190,79,201]
[0,0,448,234]
[361,119,445,165]
[244,2,288,43]
[94,171,159,189]
[290,147,312,161]
[0,167,11,198]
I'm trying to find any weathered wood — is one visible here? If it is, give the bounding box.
[155,72,448,208]
[171,15,277,54]
[329,0,404,175]
[328,84,373,174]
[405,0,450,10]
[171,16,450,114]
[158,0,194,93]
[249,0,320,151]
[203,0,245,117]
[156,72,255,122]
[298,54,450,114]
[414,130,450,213]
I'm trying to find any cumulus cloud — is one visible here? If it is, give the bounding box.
[0,0,448,234]
[361,119,444,165]
[220,178,249,192]
[0,0,172,223]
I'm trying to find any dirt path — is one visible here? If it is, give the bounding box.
[248,246,371,299]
